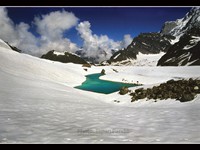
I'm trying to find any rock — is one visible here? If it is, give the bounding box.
[131,97,137,102]
[180,94,195,102]
[112,69,118,73]
[137,94,146,99]
[130,79,200,103]
[82,63,91,68]
[119,86,129,95]
[83,68,87,71]
[101,69,106,75]
[135,88,144,93]
[166,79,175,84]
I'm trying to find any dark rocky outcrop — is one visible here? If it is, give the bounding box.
[41,50,90,65]
[106,33,174,65]
[130,78,200,103]
[158,27,200,66]
[158,7,200,66]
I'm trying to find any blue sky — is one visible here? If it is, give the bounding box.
[0,7,192,61]
[7,7,191,46]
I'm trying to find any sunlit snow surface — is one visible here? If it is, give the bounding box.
[1,42,200,143]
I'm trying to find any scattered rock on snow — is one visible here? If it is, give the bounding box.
[130,79,200,103]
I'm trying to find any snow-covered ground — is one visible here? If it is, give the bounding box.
[1,42,200,143]
[110,52,166,66]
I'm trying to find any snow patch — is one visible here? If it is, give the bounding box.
[170,34,183,45]
[142,42,148,46]
[186,59,199,66]
[111,52,165,67]
[183,36,200,50]
[197,16,200,21]
[113,53,121,60]
[53,51,65,56]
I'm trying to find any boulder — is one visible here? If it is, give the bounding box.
[180,94,195,102]
[135,88,144,93]
[82,63,91,68]
[101,69,106,75]
[119,86,129,95]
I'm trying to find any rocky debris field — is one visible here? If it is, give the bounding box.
[129,78,200,103]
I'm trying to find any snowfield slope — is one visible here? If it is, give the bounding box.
[1,42,200,143]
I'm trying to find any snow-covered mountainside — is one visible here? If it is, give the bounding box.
[0,39,12,50]
[161,7,200,37]
[105,33,174,66]
[102,52,165,66]
[158,7,200,66]
[41,50,90,65]
[1,40,200,143]
[106,7,200,67]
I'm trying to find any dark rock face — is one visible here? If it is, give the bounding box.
[158,27,200,66]
[158,7,200,66]
[41,50,89,65]
[106,32,174,64]
[130,78,200,103]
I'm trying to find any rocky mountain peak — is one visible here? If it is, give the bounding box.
[163,7,200,37]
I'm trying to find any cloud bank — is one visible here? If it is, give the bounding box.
[0,8,132,62]
[76,21,132,62]
[0,8,79,56]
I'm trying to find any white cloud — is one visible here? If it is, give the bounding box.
[0,8,79,56]
[76,21,132,62]
[0,8,18,43]
[0,8,133,62]
[122,34,133,48]
[34,10,79,41]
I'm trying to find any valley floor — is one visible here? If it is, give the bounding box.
[1,47,200,143]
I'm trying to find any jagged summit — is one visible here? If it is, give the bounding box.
[161,7,200,37]
[158,7,200,66]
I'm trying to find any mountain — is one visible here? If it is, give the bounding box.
[41,50,90,65]
[104,32,174,66]
[158,7,200,66]
[105,7,200,66]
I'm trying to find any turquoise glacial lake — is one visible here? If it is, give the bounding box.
[75,73,137,94]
